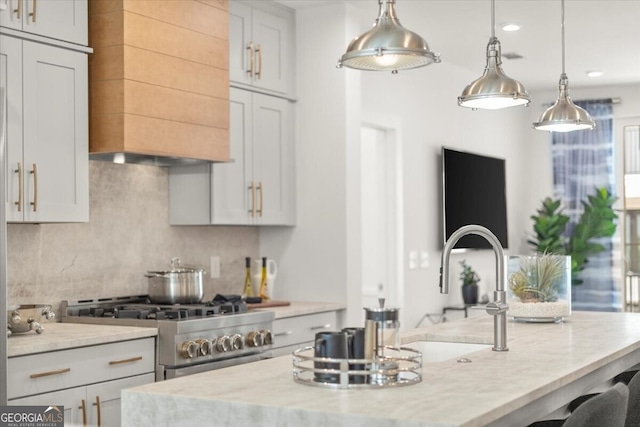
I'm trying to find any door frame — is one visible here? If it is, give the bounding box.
[618,116,640,311]
[360,113,404,326]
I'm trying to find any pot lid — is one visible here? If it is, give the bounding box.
[147,257,205,274]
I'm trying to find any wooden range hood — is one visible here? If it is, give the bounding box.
[89,0,230,166]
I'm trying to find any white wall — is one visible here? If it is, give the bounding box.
[262,2,640,331]
[260,3,362,325]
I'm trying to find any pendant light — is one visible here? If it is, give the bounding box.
[458,0,531,110]
[337,0,440,73]
[533,0,595,132]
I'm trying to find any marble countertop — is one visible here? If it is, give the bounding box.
[250,301,346,319]
[8,322,158,357]
[122,311,640,427]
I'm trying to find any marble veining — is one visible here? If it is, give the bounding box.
[122,312,640,427]
[8,320,157,357]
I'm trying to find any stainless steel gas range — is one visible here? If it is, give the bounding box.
[61,296,274,381]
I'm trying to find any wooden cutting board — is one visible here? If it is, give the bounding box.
[247,300,291,308]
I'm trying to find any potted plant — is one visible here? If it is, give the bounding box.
[507,253,571,322]
[460,260,480,304]
[528,187,617,285]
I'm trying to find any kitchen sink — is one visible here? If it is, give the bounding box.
[403,340,492,363]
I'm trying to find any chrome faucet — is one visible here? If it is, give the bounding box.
[439,225,509,351]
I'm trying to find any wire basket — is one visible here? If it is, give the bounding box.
[292,345,422,389]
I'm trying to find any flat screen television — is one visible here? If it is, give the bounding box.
[442,147,508,249]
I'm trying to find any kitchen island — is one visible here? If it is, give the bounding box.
[121,311,640,427]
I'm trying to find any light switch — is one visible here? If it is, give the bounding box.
[420,251,429,268]
[409,251,418,270]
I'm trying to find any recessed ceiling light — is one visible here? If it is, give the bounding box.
[502,23,521,32]
[587,71,604,78]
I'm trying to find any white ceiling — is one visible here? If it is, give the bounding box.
[277,0,640,91]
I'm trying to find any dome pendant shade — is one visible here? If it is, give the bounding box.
[533,0,595,133]
[533,74,595,132]
[338,0,440,72]
[458,38,531,110]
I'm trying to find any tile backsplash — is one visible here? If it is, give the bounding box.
[7,161,259,317]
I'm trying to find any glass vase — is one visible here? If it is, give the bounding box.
[506,254,571,323]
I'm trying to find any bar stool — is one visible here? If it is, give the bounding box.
[527,382,629,427]
[566,369,639,413]
[625,370,640,427]
[564,383,628,427]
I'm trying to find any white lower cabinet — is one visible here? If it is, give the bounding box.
[8,338,155,427]
[10,374,153,427]
[271,311,339,357]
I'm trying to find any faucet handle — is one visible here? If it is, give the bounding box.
[485,301,508,316]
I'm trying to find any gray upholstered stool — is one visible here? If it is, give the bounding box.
[625,370,640,427]
[528,382,629,427]
[563,382,629,427]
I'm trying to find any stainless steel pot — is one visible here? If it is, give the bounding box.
[145,258,205,304]
[7,304,55,336]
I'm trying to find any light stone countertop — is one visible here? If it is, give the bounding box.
[251,301,346,319]
[7,322,158,357]
[122,311,640,427]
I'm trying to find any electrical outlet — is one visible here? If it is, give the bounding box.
[210,256,220,278]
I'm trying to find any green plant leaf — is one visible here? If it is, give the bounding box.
[529,187,617,285]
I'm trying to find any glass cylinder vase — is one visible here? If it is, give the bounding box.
[507,254,571,323]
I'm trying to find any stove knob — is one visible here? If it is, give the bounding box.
[10,311,21,324]
[231,334,244,350]
[261,329,273,345]
[196,339,211,356]
[216,335,232,352]
[180,340,198,359]
[246,331,264,347]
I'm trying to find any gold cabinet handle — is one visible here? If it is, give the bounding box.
[30,367,71,379]
[108,356,143,365]
[248,182,256,217]
[28,0,36,22]
[30,163,37,211]
[255,44,262,79]
[80,399,87,426]
[93,396,101,427]
[14,0,22,19]
[257,182,263,217]
[246,42,254,78]
[14,0,22,18]
[14,162,22,212]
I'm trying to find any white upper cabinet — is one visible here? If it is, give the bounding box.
[229,1,293,97]
[1,35,89,223]
[213,88,294,225]
[169,88,295,226]
[0,0,88,45]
